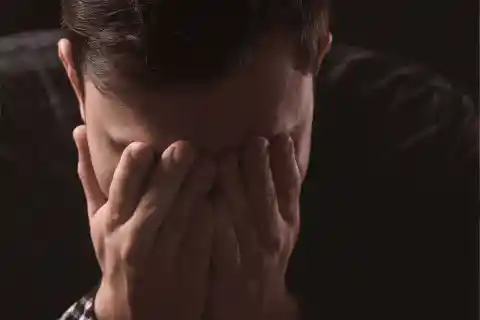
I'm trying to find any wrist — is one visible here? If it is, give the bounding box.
[94,281,112,320]
[95,280,130,320]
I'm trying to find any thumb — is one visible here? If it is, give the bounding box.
[73,125,106,218]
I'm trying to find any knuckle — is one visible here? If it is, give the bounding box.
[265,232,283,253]
[77,163,86,180]
[136,199,159,222]
[105,214,121,232]
[119,236,138,264]
[103,204,121,230]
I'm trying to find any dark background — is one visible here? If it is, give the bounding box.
[0,1,477,319]
[0,0,477,98]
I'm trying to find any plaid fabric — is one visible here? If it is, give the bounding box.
[59,290,97,320]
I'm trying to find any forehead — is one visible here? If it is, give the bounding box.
[84,35,303,152]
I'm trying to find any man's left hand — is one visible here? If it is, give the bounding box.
[208,134,301,320]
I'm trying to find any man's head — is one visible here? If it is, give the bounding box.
[59,0,332,195]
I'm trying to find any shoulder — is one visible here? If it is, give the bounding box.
[298,45,478,319]
[312,44,477,180]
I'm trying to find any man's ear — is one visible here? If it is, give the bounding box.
[315,32,333,74]
[58,38,86,122]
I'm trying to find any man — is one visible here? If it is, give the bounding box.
[58,0,478,319]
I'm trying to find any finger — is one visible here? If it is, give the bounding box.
[179,199,215,307]
[155,156,216,263]
[269,133,301,226]
[218,153,258,262]
[128,141,196,236]
[73,125,106,218]
[107,142,154,230]
[212,194,239,277]
[181,199,215,276]
[243,137,282,252]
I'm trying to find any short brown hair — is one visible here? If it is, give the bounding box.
[62,0,329,92]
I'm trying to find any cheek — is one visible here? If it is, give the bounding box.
[86,126,122,197]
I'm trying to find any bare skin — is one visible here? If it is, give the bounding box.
[63,28,332,320]
[74,125,302,320]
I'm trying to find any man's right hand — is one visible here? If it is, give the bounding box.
[73,126,216,320]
